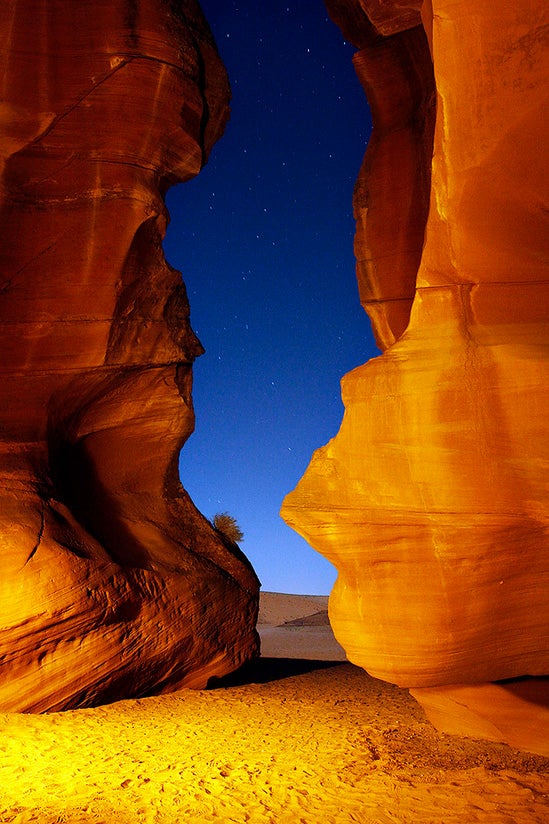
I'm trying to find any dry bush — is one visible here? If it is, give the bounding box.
[213,512,244,544]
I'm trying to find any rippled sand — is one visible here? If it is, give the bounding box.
[1,659,548,823]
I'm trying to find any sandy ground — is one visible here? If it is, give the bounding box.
[1,593,549,823]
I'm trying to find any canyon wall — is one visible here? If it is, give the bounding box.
[0,0,259,712]
[282,0,549,751]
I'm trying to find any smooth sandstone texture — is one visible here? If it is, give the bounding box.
[282,0,548,713]
[0,0,259,712]
[410,679,549,758]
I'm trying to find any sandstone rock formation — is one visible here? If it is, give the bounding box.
[282,0,549,750]
[0,0,259,712]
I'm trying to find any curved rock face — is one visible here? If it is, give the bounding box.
[282,0,548,699]
[0,0,259,712]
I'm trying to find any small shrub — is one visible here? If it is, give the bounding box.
[213,512,244,543]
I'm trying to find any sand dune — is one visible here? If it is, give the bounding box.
[257,591,346,661]
[257,592,332,626]
[1,593,548,823]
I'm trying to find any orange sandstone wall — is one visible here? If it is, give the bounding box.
[282,0,549,697]
[0,0,259,712]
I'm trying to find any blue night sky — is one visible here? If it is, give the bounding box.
[163,1,378,595]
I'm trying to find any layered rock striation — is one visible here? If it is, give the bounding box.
[282,0,549,749]
[0,0,259,712]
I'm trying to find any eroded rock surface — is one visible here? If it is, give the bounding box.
[0,0,259,712]
[282,0,548,750]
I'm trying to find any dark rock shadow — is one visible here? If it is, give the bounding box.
[207,657,345,689]
[496,676,549,709]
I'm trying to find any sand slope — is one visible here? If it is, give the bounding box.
[257,591,346,661]
[257,592,332,625]
[1,660,549,823]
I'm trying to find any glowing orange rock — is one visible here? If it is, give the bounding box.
[0,0,259,712]
[410,680,549,758]
[282,0,549,712]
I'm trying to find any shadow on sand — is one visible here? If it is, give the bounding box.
[207,657,345,689]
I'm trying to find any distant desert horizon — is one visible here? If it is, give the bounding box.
[257,590,347,662]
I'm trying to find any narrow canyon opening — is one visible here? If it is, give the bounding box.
[163,2,381,596]
[1,0,546,771]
